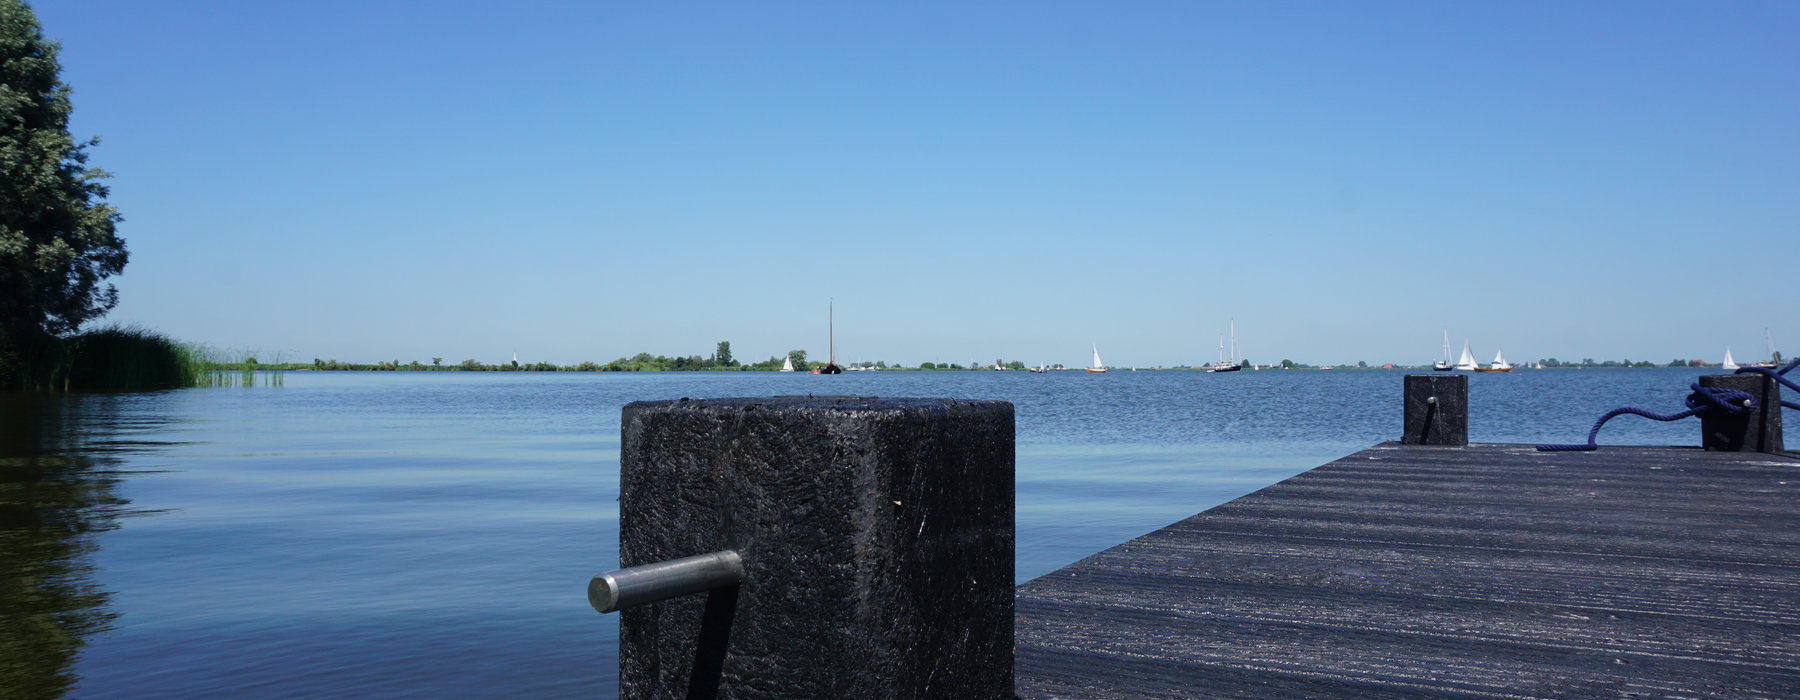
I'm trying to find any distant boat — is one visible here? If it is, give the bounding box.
[1087,344,1108,373]
[1746,329,1779,369]
[1209,320,1242,373]
[780,357,795,372]
[814,299,842,375]
[1029,362,1048,373]
[1474,349,1513,373]
[1433,329,1454,371]
[1454,341,1479,371]
[1722,348,1739,371]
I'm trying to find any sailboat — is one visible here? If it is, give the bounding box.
[1209,320,1242,373]
[780,357,795,372]
[1722,348,1739,371]
[1433,329,1454,371]
[812,299,843,374]
[1454,341,1479,371]
[1474,349,1513,373]
[1029,362,1048,373]
[1746,329,1779,369]
[1087,344,1108,373]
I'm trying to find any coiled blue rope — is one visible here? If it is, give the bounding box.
[1732,358,1800,412]
[1535,358,1798,452]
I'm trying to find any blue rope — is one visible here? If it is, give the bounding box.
[1536,383,1757,451]
[1734,358,1800,412]
[1538,357,1798,452]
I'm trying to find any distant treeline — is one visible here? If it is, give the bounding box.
[215,345,1762,375]
[283,356,1011,372]
[271,342,912,373]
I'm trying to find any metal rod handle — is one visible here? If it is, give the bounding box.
[589,550,744,614]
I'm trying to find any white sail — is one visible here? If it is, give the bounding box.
[1491,350,1511,371]
[780,357,794,372]
[1442,329,1451,364]
[1089,344,1106,372]
[1456,341,1478,371]
[1723,348,1738,370]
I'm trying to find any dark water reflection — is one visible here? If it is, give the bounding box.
[0,368,1731,698]
[0,393,171,697]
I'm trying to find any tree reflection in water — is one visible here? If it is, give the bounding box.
[0,393,150,697]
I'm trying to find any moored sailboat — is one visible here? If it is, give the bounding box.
[1746,329,1779,369]
[1433,329,1454,371]
[812,299,842,374]
[1209,320,1242,373]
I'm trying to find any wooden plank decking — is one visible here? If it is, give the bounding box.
[1015,443,1800,697]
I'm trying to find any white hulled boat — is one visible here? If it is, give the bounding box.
[1747,329,1779,369]
[1087,344,1108,373]
[1455,341,1479,371]
[1209,320,1242,372]
[1433,329,1454,371]
[1722,348,1739,371]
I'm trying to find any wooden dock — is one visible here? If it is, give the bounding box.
[1015,442,1800,697]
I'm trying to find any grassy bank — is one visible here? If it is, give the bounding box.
[0,326,210,392]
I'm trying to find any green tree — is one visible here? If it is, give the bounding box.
[0,2,126,342]
[787,349,807,370]
[432,357,442,367]
[714,341,734,367]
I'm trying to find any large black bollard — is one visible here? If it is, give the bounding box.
[616,396,1014,699]
[1401,374,1468,446]
[1698,374,1784,453]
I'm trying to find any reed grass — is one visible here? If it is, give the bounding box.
[186,344,285,388]
[0,325,283,392]
[57,325,202,391]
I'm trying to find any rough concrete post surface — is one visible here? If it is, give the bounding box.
[618,396,1014,699]
[1698,374,1784,453]
[1401,374,1468,446]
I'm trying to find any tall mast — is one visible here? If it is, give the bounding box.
[829,298,835,365]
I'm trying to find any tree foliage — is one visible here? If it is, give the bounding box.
[0,1,126,340]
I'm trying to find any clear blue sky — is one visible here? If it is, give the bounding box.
[33,1,1798,367]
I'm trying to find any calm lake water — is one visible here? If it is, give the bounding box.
[1,368,1724,698]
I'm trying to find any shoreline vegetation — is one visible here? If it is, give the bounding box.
[1,333,1754,392]
[259,349,1736,373]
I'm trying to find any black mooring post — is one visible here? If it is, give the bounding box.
[615,396,1015,699]
[1697,373,1785,453]
[1402,374,1467,446]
